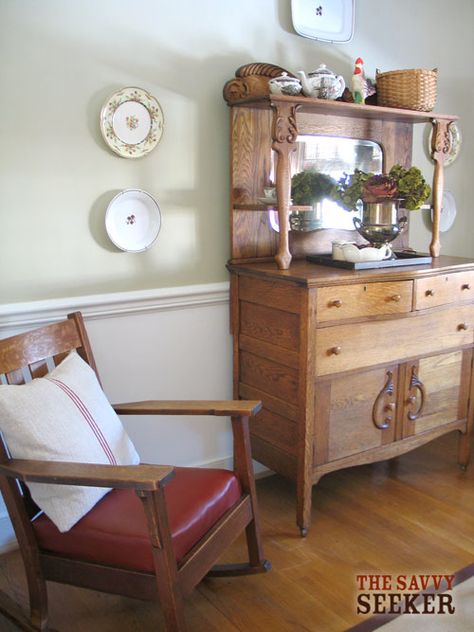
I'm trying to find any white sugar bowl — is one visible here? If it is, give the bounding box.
[342,243,392,263]
[268,72,302,96]
[331,240,347,260]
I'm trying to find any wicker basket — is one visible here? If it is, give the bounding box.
[376,68,437,112]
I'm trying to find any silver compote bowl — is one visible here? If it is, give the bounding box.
[353,200,407,249]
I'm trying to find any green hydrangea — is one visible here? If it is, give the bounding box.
[331,169,373,212]
[388,165,431,210]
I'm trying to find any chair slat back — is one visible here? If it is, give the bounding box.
[0,312,100,384]
[28,359,52,380]
[5,369,26,385]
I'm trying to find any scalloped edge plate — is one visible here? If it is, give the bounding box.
[105,189,161,252]
[100,87,164,158]
[429,121,462,167]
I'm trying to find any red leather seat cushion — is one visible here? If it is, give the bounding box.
[33,467,241,570]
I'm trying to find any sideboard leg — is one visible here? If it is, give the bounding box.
[457,430,471,471]
[296,475,319,537]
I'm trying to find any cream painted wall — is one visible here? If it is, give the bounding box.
[0,0,473,303]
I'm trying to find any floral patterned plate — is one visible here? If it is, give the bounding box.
[100,87,164,158]
[105,189,161,252]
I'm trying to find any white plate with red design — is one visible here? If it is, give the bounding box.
[291,0,355,43]
[105,189,161,252]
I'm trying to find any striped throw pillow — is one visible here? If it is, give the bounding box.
[0,351,139,532]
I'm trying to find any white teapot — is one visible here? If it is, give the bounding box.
[297,64,345,100]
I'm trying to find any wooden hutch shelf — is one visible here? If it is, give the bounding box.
[224,65,458,269]
[231,93,458,124]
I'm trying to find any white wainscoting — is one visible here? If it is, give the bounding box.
[0,282,267,553]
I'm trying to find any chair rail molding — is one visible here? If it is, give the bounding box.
[0,282,230,331]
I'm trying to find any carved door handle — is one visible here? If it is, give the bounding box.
[372,370,395,430]
[406,367,425,421]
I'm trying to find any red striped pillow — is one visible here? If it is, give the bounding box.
[0,351,139,532]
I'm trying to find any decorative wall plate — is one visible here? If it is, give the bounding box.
[291,0,355,43]
[105,189,161,252]
[100,87,164,158]
[429,121,461,167]
[431,190,457,232]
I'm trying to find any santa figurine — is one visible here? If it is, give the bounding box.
[352,57,375,104]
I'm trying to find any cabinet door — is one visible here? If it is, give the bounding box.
[401,350,472,437]
[314,365,398,464]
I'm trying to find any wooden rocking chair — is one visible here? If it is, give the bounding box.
[0,312,269,631]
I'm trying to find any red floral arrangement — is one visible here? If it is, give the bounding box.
[361,175,398,203]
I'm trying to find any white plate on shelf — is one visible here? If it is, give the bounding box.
[100,87,164,158]
[431,190,457,233]
[105,189,161,252]
[291,0,355,43]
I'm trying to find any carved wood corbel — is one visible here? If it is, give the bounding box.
[271,102,301,269]
[430,119,452,257]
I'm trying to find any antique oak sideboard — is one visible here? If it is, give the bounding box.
[224,65,473,535]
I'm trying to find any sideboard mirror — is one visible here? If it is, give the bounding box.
[290,135,383,230]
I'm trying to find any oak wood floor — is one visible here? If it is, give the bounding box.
[0,432,473,632]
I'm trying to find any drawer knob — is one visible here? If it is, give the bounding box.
[457,323,468,331]
[462,284,471,291]
[390,294,401,302]
[329,299,343,308]
[328,346,342,356]
[425,289,435,296]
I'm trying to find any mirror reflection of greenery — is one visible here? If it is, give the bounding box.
[290,171,336,205]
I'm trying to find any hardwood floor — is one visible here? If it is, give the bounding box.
[0,432,473,631]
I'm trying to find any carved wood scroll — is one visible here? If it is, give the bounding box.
[223,63,295,104]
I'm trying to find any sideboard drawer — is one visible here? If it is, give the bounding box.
[414,271,474,310]
[315,305,474,376]
[317,281,413,322]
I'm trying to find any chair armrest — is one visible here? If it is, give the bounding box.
[0,459,174,491]
[113,400,262,417]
